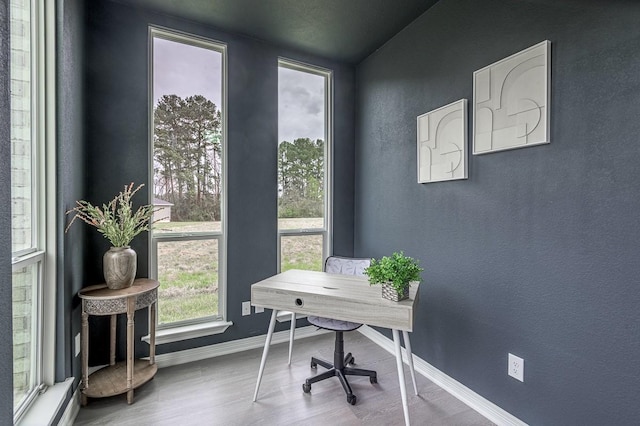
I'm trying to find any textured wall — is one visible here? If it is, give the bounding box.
[355,0,640,423]
[85,0,355,358]
[0,0,14,419]
[56,0,87,389]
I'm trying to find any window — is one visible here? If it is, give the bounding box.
[277,60,332,272]
[150,28,228,333]
[10,0,56,422]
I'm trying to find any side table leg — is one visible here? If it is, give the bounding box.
[126,297,135,404]
[81,311,89,406]
[393,329,410,426]
[149,301,157,365]
[253,309,278,401]
[110,314,116,366]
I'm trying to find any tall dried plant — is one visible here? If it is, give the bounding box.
[65,183,156,247]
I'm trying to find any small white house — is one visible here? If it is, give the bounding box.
[153,198,173,222]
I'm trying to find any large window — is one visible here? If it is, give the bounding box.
[277,60,332,272]
[10,0,55,421]
[150,28,227,330]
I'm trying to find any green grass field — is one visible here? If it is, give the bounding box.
[154,218,322,324]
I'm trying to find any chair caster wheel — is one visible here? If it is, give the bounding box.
[303,383,311,393]
[347,394,356,405]
[349,357,355,365]
[310,361,317,369]
[370,376,377,384]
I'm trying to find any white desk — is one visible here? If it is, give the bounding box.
[251,269,420,426]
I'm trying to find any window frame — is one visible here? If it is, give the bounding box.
[10,0,57,422]
[147,26,229,339]
[276,58,334,272]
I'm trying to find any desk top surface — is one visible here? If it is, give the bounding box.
[251,269,419,331]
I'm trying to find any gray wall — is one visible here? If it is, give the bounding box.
[85,0,355,358]
[56,0,87,392]
[0,0,14,419]
[354,0,640,424]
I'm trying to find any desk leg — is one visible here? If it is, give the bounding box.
[253,309,278,402]
[126,297,135,404]
[403,331,418,395]
[288,312,296,365]
[393,329,410,426]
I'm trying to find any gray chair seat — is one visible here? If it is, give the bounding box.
[307,316,362,332]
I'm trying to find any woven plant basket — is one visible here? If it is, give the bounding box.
[381,282,409,302]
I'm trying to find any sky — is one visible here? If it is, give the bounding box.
[153,38,222,107]
[153,37,325,144]
[278,67,325,143]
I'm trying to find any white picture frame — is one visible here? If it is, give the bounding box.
[473,40,551,155]
[417,99,468,183]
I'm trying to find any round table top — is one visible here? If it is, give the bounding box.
[79,278,159,300]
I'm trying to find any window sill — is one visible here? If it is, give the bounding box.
[17,378,73,426]
[142,320,233,345]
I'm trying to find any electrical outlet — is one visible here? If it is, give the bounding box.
[255,306,264,313]
[75,333,81,357]
[242,301,251,316]
[508,353,524,382]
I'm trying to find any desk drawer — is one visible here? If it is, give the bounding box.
[251,285,414,331]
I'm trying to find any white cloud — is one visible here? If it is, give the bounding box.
[153,38,222,108]
[278,67,325,143]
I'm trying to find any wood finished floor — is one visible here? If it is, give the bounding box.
[74,331,494,426]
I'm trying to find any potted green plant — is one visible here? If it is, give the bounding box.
[66,183,156,290]
[364,252,423,301]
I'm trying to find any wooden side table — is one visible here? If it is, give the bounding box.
[79,278,159,405]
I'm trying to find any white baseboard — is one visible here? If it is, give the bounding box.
[153,325,329,368]
[357,326,527,426]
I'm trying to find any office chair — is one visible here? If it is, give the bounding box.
[301,256,377,405]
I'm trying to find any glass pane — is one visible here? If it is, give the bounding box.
[10,0,33,253]
[281,235,324,272]
[152,36,223,234]
[157,239,219,324]
[13,263,38,411]
[278,66,326,230]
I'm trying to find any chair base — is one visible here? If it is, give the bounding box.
[302,331,377,405]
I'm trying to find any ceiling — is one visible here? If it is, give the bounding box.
[113,0,440,64]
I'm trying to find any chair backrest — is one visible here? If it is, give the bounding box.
[324,256,371,277]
